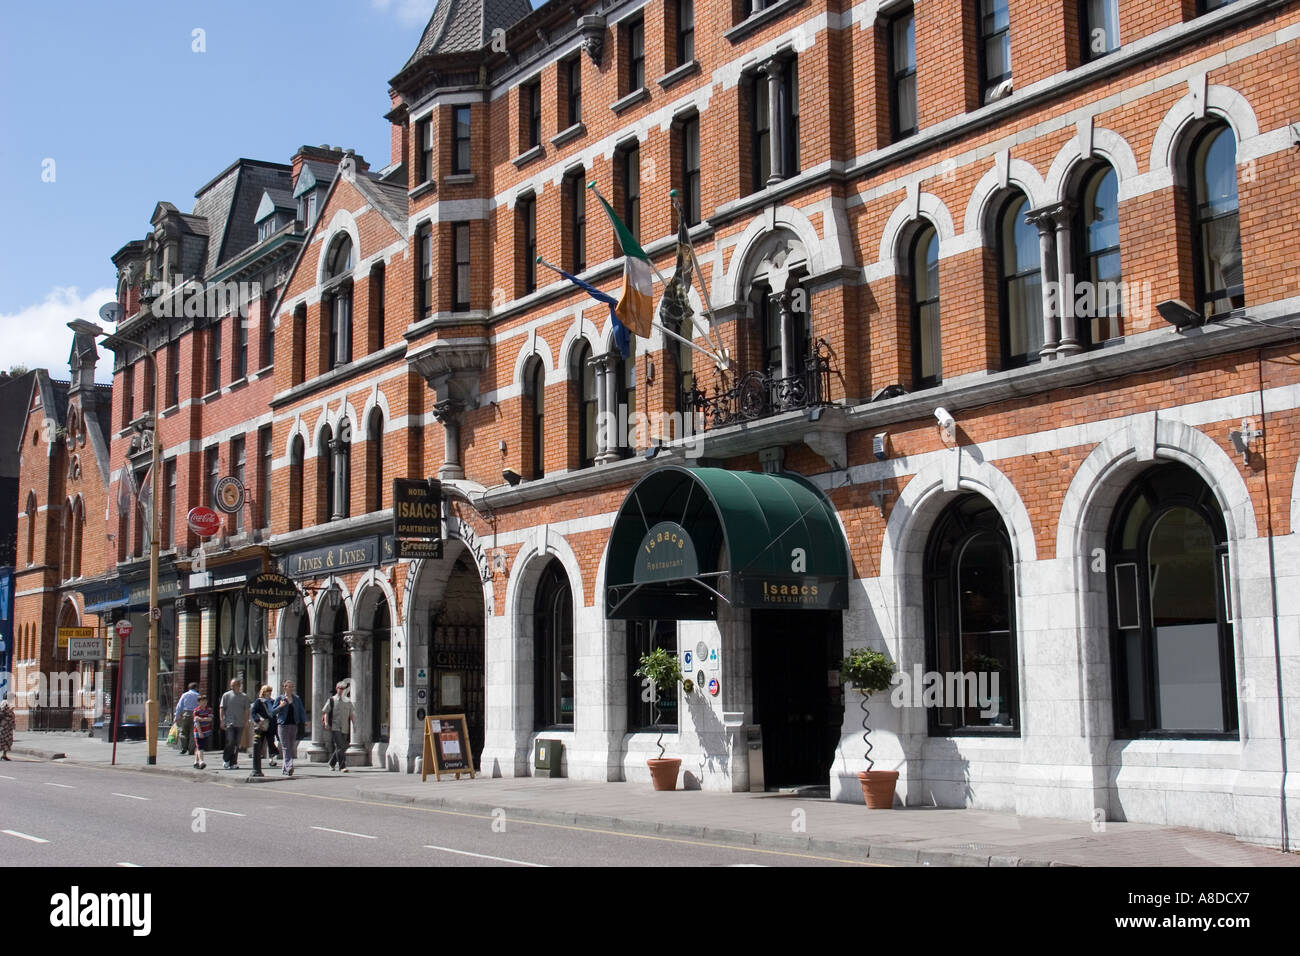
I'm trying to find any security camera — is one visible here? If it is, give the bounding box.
[873,432,889,461]
[934,407,956,442]
[1156,298,1203,330]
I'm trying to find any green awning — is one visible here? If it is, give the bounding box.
[604,466,850,620]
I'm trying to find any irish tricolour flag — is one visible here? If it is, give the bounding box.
[593,191,654,339]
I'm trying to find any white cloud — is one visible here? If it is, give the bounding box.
[370,0,437,27]
[0,286,117,384]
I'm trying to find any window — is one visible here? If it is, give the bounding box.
[890,10,917,140]
[748,58,798,191]
[261,291,275,369]
[366,409,384,513]
[325,235,354,368]
[534,559,574,729]
[784,58,800,177]
[452,222,471,311]
[452,106,471,174]
[205,445,220,526]
[291,304,307,384]
[289,435,304,532]
[628,620,679,731]
[417,117,433,183]
[680,115,701,227]
[299,191,318,230]
[370,264,385,349]
[626,17,645,93]
[621,144,641,243]
[1190,124,1244,319]
[257,214,278,243]
[1075,164,1122,346]
[418,223,434,318]
[565,57,582,127]
[925,494,1020,734]
[677,0,695,66]
[524,80,541,150]
[167,339,180,407]
[750,71,771,190]
[258,426,272,530]
[1198,0,1238,12]
[163,458,176,548]
[978,0,1012,102]
[209,320,222,393]
[670,312,695,417]
[1082,0,1120,60]
[524,358,545,479]
[909,224,941,387]
[143,354,156,414]
[122,362,135,426]
[519,196,537,294]
[614,339,637,455]
[1108,464,1237,738]
[573,342,597,469]
[233,310,248,380]
[566,170,587,273]
[318,427,334,523]
[231,435,246,534]
[997,192,1043,368]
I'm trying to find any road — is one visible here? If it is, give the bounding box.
[0,756,874,867]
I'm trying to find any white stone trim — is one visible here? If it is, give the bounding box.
[1148,82,1261,177]
[1044,125,1142,203]
[962,154,1050,241]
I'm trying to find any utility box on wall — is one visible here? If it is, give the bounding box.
[534,738,563,778]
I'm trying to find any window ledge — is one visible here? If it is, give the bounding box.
[550,122,586,148]
[443,173,475,186]
[511,144,545,169]
[723,0,807,44]
[656,60,700,91]
[610,87,650,115]
[408,180,436,201]
[160,404,180,419]
[226,376,249,392]
[201,389,220,403]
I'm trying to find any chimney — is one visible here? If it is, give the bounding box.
[389,90,409,171]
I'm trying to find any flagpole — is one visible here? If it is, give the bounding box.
[535,256,721,365]
[668,189,727,361]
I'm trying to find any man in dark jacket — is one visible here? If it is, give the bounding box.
[273,680,307,777]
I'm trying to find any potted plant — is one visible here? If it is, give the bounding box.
[635,647,683,791]
[839,647,898,809]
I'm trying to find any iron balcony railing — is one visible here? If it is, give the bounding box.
[686,343,833,432]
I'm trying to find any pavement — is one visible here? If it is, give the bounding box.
[10,730,1298,867]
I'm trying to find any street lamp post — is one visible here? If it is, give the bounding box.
[69,315,162,765]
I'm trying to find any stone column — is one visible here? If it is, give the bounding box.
[594,351,621,464]
[761,58,785,185]
[329,435,348,520]
[433,399,465,480]
[1053,203,1081,354]
[1026,207,1059,361]
[775,290,795,382]
[305,634,332,760]
[345,630,372,764]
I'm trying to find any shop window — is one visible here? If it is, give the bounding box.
[534,559,574,729]
[627,620,678,732]
[924,494,1020,734]
[1108,463,1238,738]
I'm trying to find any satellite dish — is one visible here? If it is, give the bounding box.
[98,302,122,325]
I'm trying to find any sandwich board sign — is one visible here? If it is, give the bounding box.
[421,714,475,782]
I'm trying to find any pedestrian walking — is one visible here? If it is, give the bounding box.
[249,684,281,777]
[0,694,15,761]
[219,678,250,770]
[191,695,214,769]
[323,681,355,772]
[273,680,306,777]
[174,682,199,755]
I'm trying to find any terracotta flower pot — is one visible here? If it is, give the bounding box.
[857,770,899,809]
[647,757,682,791]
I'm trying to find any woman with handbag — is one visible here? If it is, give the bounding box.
[249,684,280,777]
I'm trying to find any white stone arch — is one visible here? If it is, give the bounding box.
[1149,83,1260,179]
[358,388,391,436]
[558,311,603,380]
[505,526,586,620]
[878,191,958,268]
[720,204,832,308]
[312,576,355,635]
[283,415,310,458]
[57,594,81,628]
[314,210,362,286]
[1044,126,1141,203]
[962,156,1050,241]
[511,334,556,387]
[352,568,399,629]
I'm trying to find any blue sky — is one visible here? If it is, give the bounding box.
[0,0,447,380]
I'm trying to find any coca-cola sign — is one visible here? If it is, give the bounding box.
[186,506,222,538]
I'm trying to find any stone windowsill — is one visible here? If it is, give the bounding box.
[443,173,475,186]
[550,122,586,148]
[511,144,545,169]
[408,180,436,201]
[610,87,650,115]
[656,60,700,91]
[723,0,807,44]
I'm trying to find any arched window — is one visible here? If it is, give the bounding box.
[908,223,941,388]
[62,501,74,581]
[335,418,352,520]
[924,494,1019,734]
[1075,164,1122,346]
[317,426,334,524]
[289,434,305,531]
[572,342,597,469]
[613,338,636,456]
[534,559,574,729]
[25,492,36,566]
[997,192,1043,368]
[1189,124,1244,319]
[523,358,545,479]
[366,409,384,513]
[1108,463,1237,737]
[325,235,354,368]
[72,497,84,579]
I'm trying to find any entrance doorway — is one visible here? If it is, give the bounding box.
[751,609,844,788]
[429,556,486,769]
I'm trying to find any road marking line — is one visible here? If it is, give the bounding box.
[3,829,49,843]
[311,826,376,839]
[117,862,141,867]
[112,792,150,801]
[45,782,75,789]
[0,774,14,780]
[195,807,245,817]
[424,844,546,867]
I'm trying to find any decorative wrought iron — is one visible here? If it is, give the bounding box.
[687,343,832,431]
